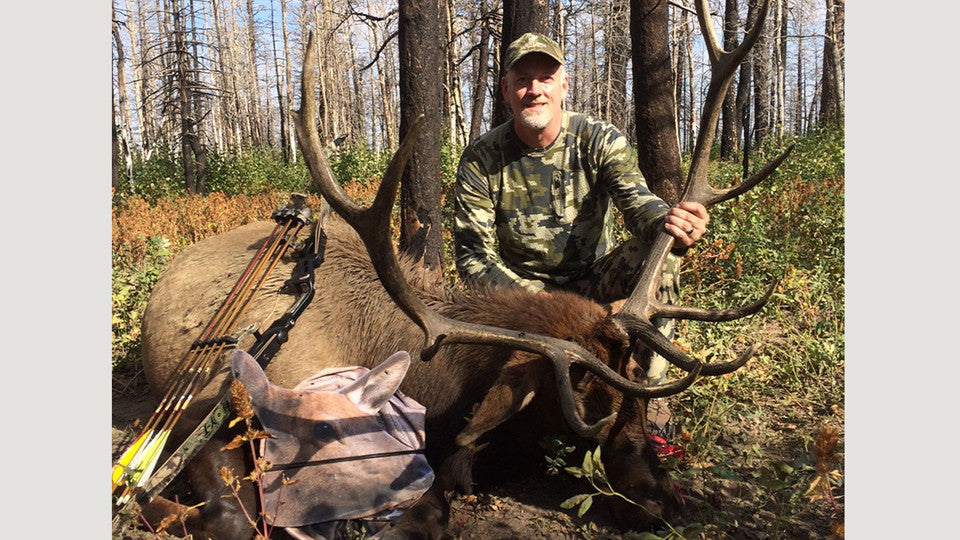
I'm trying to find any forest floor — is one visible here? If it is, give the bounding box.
[111,372,840,540]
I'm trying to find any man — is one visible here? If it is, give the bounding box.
[453,33,709,436]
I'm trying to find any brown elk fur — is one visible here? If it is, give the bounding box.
[139,217,678,539]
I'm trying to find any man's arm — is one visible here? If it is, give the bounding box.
[597,128,670,242]
[595,125,709,251]
[453,153,547,292]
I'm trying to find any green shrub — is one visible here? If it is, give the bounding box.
[112,235,173,370]
[205,148,312,195]
[116,143,186,204]
[329,145,392,187]
[115,147,313,205]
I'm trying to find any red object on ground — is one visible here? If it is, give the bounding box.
[649,435,686,460]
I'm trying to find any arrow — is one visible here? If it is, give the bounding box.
[111,211,308,503]
[111,430,149,489]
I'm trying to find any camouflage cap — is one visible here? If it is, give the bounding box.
[503,33,564,72]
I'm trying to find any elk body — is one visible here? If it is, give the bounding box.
[139,216,678,538]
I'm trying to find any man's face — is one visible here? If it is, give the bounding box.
[502,53,568,132]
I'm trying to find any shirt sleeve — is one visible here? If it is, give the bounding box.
[596,127,670,243]
[453,148,547,292]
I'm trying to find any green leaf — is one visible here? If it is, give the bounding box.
[582,450,595,476]
[577,495,593,517]
[776,461,796,476]
[560,493,591,509]
[678,523,705,537]
[564,466,584,478]
[710,466,743,481]
[592,445,604,471]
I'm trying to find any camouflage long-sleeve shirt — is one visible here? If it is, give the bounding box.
[454,110,670,292]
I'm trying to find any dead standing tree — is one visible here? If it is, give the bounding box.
[398,0,444,271]
[442,0,468,149]
[466,0,497,143]
[630,0,684,204]
[112,7,135,195]
[603,0,632,140]
[170,0,210,194]
[819,0,844,125]
[269,0,295,164]
[492,0,550,127]
[751,0,772,149]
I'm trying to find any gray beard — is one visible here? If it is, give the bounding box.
[518,108,553,130]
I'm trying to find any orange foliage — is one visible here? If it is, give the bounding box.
[113,192,325,267]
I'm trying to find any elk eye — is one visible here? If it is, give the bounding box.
[313,422,336,442]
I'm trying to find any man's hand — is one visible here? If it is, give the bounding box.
[663,201,709,248]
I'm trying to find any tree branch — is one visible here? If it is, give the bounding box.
[360,30,399,72]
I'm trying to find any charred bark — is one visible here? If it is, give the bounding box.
[720,0,740,160]
[171,0,207,193]
[398,0,444,271]
[605,0,631,138]
[630,0,682,205]
[493,0,550,127]
[819,0,844,125]
[751,0,771,149]
[468,1,494,142]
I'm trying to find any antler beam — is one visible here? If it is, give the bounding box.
[615,0,790,380]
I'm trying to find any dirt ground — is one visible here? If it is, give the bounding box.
[112,376,840,540]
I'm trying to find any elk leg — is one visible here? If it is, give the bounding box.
[454,354,545,447]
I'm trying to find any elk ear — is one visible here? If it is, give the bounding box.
[592,316,632,376]
[455,354,546,447]
[340,351,411,414]
[230,350,270,401]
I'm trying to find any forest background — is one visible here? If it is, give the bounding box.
[2,1,958,538]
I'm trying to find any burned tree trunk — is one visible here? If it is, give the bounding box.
[819,0,844,125]
[720,0,740,160]
[398,0,443,271]
[172,0,207,194]
[751,0,772,149]
[493,0,550,127]
[604,0,632,138]
[630,0,683,204]
[468,0,495,142]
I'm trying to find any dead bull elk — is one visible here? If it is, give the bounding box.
[136,0,789,537]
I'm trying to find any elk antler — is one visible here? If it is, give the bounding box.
[292,32,698,438]
[614,0,791,381]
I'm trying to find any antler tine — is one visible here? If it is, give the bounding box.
[634,318,760,376]
[615,0,780,386]
[688,0,793,209]
[686,0,770,202]
[293,32,677,438]
[705,145,793,206]
[295,32,447,345]
[657,278,778,322]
